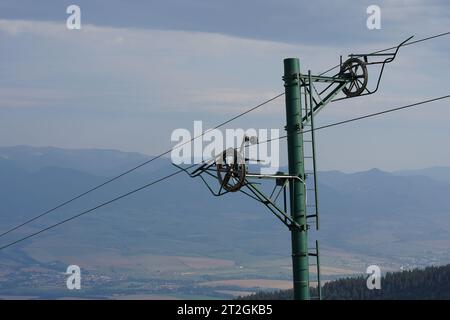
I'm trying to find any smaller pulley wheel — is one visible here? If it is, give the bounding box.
[340,58,368,97]
[216,148,246,192]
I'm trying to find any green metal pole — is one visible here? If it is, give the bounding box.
[316,240,322,300]
[283,58,309,300]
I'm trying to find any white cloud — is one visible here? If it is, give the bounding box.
[0,16,449,171]
[0,19,342,114]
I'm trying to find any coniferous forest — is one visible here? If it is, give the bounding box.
[241,265,450,300]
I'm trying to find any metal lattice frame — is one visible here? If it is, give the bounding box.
[173,36,410,300]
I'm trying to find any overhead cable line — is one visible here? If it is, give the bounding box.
[0,93,284,239]
[0,167,192,251]
[319,31,450,76]
[247,94,450,147]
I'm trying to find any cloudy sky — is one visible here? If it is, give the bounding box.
[0,0,449,172]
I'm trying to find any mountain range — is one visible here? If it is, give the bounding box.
[1,145,450,298]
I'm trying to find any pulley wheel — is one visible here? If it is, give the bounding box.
[340,58,368,97]
[216,148,246,192]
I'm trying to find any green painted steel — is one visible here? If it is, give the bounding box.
[283,58,309,300]
[308,70,320,230]
[316,240,322,300]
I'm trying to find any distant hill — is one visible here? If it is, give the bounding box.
[395,166,450,183]
[2,145,450,261]
[1,145,450,290]
[0,145,167,176]
[241,264,450,300]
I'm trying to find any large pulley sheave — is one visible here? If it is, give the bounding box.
[340,58,368,97]
[216,148,246,192]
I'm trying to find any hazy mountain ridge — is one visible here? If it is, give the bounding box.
[1,146,450,255]
[0,145,166,176]
[395,166,450,183]
[1,145,450,297]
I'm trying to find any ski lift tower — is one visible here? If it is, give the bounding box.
[176,37,411,300]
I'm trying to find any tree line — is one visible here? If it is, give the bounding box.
[239,264,450,300]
